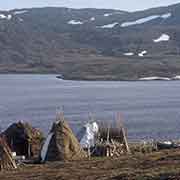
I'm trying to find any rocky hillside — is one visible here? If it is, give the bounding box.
[1,4,180,79]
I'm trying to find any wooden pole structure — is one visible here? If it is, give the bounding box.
[0,138,17,170]
[107,125,110,144]
[28,140,31,158]
[117,112,131,154]
[121,126,131,154]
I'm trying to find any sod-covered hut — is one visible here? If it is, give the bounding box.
[2,122,44,159]
[40,116,86,162]
[0,137,17,171]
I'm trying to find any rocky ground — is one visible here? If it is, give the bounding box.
[1,149,180,180]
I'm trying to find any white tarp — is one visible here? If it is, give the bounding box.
[80,122,99,148]
[40,132,53,162]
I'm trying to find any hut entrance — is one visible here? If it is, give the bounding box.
[11,136,31,157]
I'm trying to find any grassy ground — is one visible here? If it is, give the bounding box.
[1,149,180,180]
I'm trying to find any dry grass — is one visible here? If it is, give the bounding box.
[1,149,180,180]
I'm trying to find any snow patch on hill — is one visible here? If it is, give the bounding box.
[0,14,6,19]
[124,52,134,56]
[139,76,171,81]
[103,11,124,17]
[153,34,170,42]
[104,13,113,17]
[7,15,12,20]
[13,10,28,15]
[172,75,180,80]
[138,50,147,57]
[139,75,180,81]
[18,18,24,22]
[161,13,172,19]
[0,14,12,20]
[99,22,119,28]
[90,17,95,21]
[68,20,83,25]
[121,12,172,27]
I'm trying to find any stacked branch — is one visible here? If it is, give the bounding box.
[0,137,17,171]
[95,113,130,157]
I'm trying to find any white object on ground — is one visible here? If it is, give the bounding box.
[12,152,16,157]
[163,141,172,145]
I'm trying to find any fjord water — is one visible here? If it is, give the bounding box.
[0,74,180,141]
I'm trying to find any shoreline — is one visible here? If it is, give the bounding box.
[58,75,180,82]
[0,73,180,82]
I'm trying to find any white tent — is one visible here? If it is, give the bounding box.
[79,122,99,148]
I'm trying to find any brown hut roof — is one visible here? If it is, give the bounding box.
[41,118,86,162]
[2,122,44,159]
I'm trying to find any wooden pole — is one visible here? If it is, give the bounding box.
[117,112,131,154]
[107,125,110,144]
[2,144,17,169]
[121,127,131,154]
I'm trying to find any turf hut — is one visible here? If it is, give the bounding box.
[41,114,86,162]
[0,137,17,171]
[2,122,44,159]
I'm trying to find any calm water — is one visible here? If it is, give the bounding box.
[0,74,180,141]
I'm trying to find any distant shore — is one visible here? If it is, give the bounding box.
[58,74,180,81]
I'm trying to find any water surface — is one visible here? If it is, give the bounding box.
[0,74,180,141]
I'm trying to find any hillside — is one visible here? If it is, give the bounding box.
[1,4,180,79]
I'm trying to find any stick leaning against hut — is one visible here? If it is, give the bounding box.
[0,137,17,171]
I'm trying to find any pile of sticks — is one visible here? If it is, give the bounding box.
[0,137,17,171]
